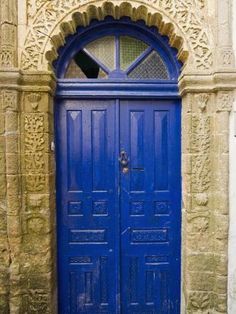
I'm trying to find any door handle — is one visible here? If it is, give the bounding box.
[119,150,129,167]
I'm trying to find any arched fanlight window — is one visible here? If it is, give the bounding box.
[64,35,170,80]
[55,18,181,81]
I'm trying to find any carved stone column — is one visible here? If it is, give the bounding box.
[182,91,215,313]
[213,91,233,313]
[19,73,57,314]
[0,1,21,313]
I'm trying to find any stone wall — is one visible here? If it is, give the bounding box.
[0,0,235,313]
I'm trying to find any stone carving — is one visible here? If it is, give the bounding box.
[26,175,46,192]
[24,113,45,173]
[25,153,45,172]
[1,90,17,111]
[189,292,211,310]
[27,217,45,234]
[27,0,50,20]
[26,194,44,212]
[221,49,234,67]
[0,4,17,68]
[196,0,204,8]
[25,133,45,152]
[217,92,233,112]
[21,0,213,71]
[24,290,49,314]
[27,93,42,111]
[187,213,209,233]
[194,192,208,206]
[196,93,209,112]
[191,95,211,195]
[0,49,14,67]
[24,114,44,133]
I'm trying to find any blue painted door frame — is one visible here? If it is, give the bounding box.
[55,17,181,314]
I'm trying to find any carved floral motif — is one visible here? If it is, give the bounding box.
[24,114,44,133]
[24,113,45,175]
[26,175,46,192]
[191,94,211,195]
[189,292,211,310]
[21,0,213,70]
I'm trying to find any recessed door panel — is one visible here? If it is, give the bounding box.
[56,99,181,314]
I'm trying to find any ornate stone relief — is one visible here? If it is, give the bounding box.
[191,94,211,202]
[21,0,213,71]
[217,91,233,112]
[189,291,212,312]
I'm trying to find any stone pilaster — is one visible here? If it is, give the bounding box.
[19,73,57,314]
[182,92,215,313]
[212,91,233,313]
[0,1,20,313]
[217,0,235,69]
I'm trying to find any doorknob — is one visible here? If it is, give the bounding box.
[119,150,129,167]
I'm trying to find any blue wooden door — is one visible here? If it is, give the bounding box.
[56,99,181,314]
[119,100,181,313]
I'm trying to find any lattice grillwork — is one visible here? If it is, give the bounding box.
[120,36,148,70]
[85,36,115,70]
[128,51,169,80]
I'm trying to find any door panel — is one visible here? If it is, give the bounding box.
[120,100,181,314]
[56,99,181,314]
[56,100,120,314]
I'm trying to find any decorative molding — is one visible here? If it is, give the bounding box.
[217,91,234,112]
[27,93,42,111]
[20,0,213,71]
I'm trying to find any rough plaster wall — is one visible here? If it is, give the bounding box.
[228,1,236,312]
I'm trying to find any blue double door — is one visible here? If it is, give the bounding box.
[56,99,181,314]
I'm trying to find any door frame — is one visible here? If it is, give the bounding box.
[54,17,182,313]
[55,95,182,313]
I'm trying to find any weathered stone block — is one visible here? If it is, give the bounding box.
[6,154,19,174]
[22,234,51,254]
[188,271,214,291]
[214,293,227,313]
[0,175,6,197]
[215,255,228,276]
[0,114,5,134]
[7,215,21,237]
[5,112,18,132]
[6,194,20,215]
[5,135,19,153]
[6,175,20,196]
[187,253,215,272]
[0,153,6,174]
[0,136,5,153]
[214,275,227,294]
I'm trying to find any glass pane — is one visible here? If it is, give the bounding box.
[120,36,148,70]
[85,36,115,70]
[128,51,169,79]
[65,50,107,79]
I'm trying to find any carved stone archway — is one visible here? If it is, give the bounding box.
[21,0,214,72]
[0,0,236,313]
